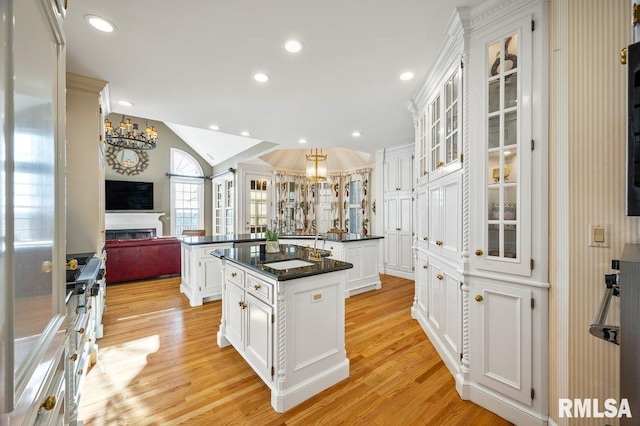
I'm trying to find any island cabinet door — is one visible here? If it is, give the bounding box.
[225,283,245,349]
[245,293,274,382]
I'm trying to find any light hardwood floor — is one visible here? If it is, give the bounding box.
[79,274,511,425]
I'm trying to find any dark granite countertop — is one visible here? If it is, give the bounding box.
[180,233,383,246]
[212,244,353,281]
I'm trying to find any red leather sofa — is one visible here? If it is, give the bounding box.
[105,237,181,284]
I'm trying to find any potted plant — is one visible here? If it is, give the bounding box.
[265,228,280,253]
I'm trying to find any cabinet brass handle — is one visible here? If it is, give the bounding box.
[77,328,85,334]
[70,353,78,361]
[436,274,444,280]
[423,170,428,176]
[78,369,83,375]
[475,295,483,302]
[422,237,428,241]
[436,161,444,168]
[436,240,443,246]
[254,284,261,291]
[475,249,483,256]
[423,265,428,269]
[231,272,237,278]
[41,395,56,411]
[42,260,53,273]
[238,301,247,309]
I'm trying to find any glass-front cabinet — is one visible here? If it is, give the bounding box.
[213,172,235,235]
[472,17,532,277]
[421,68,462,183]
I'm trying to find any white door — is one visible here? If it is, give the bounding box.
[225,283,245,349]
[245,293,273,381]
[470,278,533,406]
[244,173,272,233]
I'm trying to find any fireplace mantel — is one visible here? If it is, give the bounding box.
[105,212,164,237]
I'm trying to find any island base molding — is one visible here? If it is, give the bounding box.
[271,360,350,413]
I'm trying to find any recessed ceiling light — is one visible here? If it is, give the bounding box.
[118,100,133,107]
[253,73,270,83]
[85,15,116,33]
[400,71,415,81]
[284,40,304,53]
[298,138,308,144]
[209,125,220,131]
[240,131,251,137]
[351,131,362,137]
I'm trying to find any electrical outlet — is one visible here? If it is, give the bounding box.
[588,224,610,248]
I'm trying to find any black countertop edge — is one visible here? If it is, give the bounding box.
[181,233,383,246]
[212,244,353,281]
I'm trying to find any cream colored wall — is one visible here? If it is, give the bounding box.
[105,114,213,235]
[549,1,637,424]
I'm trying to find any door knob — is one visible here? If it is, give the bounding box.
[436,240,443,246]
[475,295,483,302]
[475,249,483,256]
[436,274,444,280]
[41,395,56,411]
[423,265,428,269]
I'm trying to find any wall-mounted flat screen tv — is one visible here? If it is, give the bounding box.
[105,180,154,210]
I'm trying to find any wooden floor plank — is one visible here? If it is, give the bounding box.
[79,274,511,425]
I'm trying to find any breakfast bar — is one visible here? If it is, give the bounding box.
[213,244,352,412]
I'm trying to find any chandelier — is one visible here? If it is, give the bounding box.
[306,148,327,183]
[104,116,158,150]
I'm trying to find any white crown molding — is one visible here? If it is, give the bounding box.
[409,8,469,115]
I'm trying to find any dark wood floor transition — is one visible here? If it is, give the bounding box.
[79,274,511,425]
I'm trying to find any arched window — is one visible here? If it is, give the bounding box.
[170,148,204,235]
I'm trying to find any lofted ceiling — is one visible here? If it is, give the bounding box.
[64,1,484,168]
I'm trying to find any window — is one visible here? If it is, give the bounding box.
[170,149,204,235]
[348,178,362,233]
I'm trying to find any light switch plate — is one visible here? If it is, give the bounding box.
[588,224,610,248]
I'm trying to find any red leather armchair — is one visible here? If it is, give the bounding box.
[105,237,181,284]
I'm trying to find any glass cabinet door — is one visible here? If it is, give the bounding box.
[417,112,428,181]
[429,95,442,174]
[486,34,519,260]
[474,16,532,277]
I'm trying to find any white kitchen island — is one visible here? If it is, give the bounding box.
[214,244,352,412]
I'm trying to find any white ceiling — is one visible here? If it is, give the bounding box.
[64,1,483,167]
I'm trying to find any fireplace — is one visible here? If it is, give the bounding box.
[105,228,156,240]
[105,212,164,238]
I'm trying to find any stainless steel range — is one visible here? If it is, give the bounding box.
[65,253,104,426]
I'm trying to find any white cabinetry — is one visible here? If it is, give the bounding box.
[411,2,549,424]
[66,73,108,255]
[427,173,461,263]
[384,149,413,193]
[180,242,233,306]
[217,260,349,412]
[385,193,414,276]
[324,239,382,297]
[466,2,549,422]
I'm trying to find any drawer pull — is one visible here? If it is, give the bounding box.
[254,284,261,291]
[435,240,443,246]
[238,301,247,309]
[436,274,444,280]
[77,328,85,334]
[475,249,483,256]
[475,295,483,302]
[231,272,237,278]
[69,353,78,361]
[41,395,56,411]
